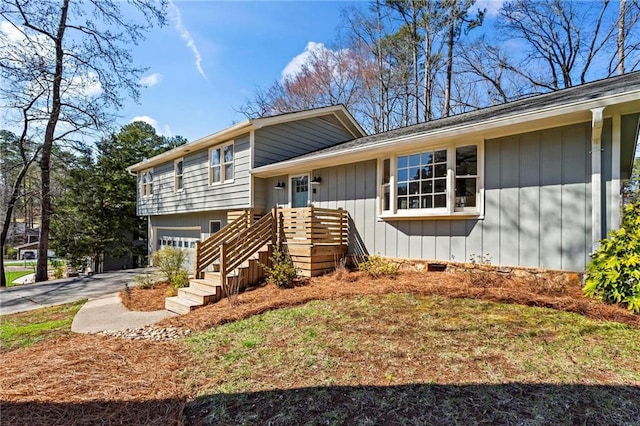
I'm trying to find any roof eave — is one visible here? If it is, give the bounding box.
[251,89,640,178]
[127,120,253,174]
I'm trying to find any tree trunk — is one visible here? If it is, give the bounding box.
[0,162,34,287]
[36,0,69,282]
[618,0,626,75]
[444,0,456,117]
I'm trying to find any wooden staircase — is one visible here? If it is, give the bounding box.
[165,210,276,315]
[164,206,349,315]
[165,245,272,314]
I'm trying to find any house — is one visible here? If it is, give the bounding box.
[128,73,640,313]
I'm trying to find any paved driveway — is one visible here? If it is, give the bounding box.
[0,268,150,315]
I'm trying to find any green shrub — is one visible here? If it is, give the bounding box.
[173,270,189,289]
[583,201,640,314]
[53,265,65,279]
[358,255,399,278]
[262,247,299,289]
[152,246,189,287]
[6,247,18,260]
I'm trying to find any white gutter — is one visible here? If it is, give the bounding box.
[127,120,253,174]
[251,89,640,177]
[126,105,366,175]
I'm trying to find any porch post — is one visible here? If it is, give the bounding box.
[591,107,605,252]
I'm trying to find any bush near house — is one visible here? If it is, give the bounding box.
[151,246,189,288]
[584,201,640,313]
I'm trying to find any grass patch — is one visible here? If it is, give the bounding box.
[4,270,34,286]
[182,294,640,424]
[0,300,86,352]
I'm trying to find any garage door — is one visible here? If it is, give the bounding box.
[156,229,201,271]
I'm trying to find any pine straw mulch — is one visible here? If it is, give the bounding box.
[120,283,171,311]
[154,269,639,331]
[0,335,189,426]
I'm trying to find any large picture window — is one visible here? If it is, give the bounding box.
[396,149,448,210]
[379,142,481,218]
[140,169,153,197]
[210,143,234,184]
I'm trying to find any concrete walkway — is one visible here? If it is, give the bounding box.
[71,292,176,333]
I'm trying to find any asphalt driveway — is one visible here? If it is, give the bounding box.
[0,268,150,315]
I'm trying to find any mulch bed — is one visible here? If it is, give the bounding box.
[153,269,639,331]
[0,335,189,425]
[120,283,171,311]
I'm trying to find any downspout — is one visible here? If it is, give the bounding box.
[591,107,605,252]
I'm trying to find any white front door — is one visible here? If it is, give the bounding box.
[291,175,309,208]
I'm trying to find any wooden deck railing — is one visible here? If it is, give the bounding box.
[219,212,276,279]
[194,209,253,278]
[280,207,347,246]
[194,206,347,280]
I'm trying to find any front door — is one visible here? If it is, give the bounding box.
[291,175,309,208]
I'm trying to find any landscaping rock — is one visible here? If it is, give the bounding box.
[96,325,191,342]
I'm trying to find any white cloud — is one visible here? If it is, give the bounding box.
[281,41,329,81]
[475,0,505,17]
[139,72,163,87]
[130,115,173,136]
[67,73,103,97]
[1,20,24,43]
[168,0,208,81]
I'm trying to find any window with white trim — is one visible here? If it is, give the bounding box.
[174,158,184,191]
[209,143,234,184]
[140,169,153,197]
[378,142,481,217]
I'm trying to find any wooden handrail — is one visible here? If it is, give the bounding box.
[280,207,347,246]
[205,206,348,283]
[220,211,275,279]
[194,209,252,277]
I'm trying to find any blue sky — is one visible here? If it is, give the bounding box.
[124,1,364,141]
[123,0,504,142]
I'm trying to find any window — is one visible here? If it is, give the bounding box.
[140,169,153,197]
[174,158,184,191]
[378,142,481,217]
[209,220,221,235]
[396,149,448,210]
[381,158,391,211]
[455,145,477,208]
[209,143,234,184]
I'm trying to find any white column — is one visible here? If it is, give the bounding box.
[611,115,622,229]
[591,107,605,252]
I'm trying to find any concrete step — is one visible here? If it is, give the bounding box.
[178,286,220,305]
[165,296,201,315]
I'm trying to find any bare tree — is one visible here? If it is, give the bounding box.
[1,0,166,282]
[497,0,640,91]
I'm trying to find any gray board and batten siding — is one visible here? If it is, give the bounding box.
[263,120,615,272]
[138,134,252,217]
[252,116,357,168]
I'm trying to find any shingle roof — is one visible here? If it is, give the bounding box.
[284,71,640,161]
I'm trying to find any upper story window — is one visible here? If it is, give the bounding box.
[174,158,184,191]
[140,169,153,198]
[209,142,234,185]
[378,142,482,218]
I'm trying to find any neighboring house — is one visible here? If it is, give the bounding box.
[129,73,640,274]
[5,222,39,247]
